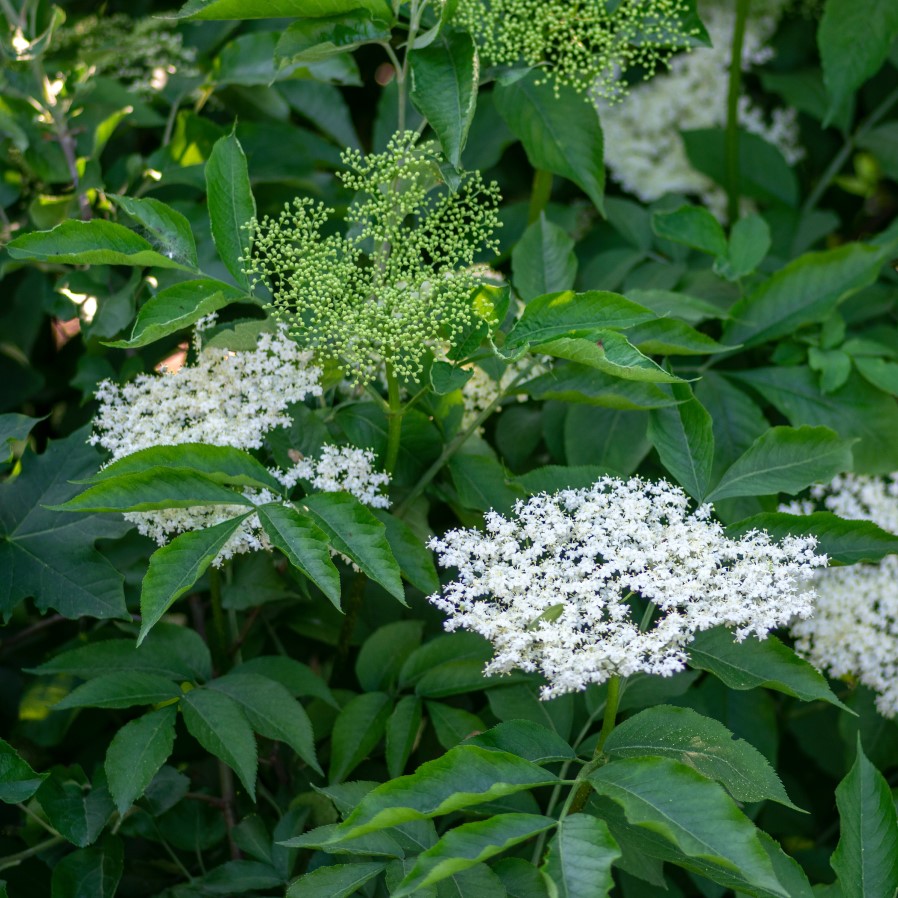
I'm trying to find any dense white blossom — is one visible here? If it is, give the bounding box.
[784,475,898,717]
[429,477,825,698]
[600,0,803,218]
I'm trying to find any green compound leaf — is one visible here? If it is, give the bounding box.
[329,691,393,783]
[104,279,248,349]
[333,745,558,838]
[81,443,282,492]
[831,738,898,898]
[688,628,850,711]
[393,814,556,896]
[589,757,787,898]
[496,71,604,213]
[722,243,885,349]
[206,132,256,290]
[706,425,854,502]
[505,290,656,350]
[409,28,479,168]
[52,470,255,513]
[301,492,405,603]
[648,383,715,501]
[110,195,198,269]
[7,220,197,271]
[537,334,685,384]
[180,687,258,799]
[105,706,177,815]
[0,737,47,803]
[604,705,798,808]
[256,504,341,606]
[541,813,620,898]
[53,672,182,711]
[286,862,386,898]
[652,205,728,258]
[209,672,321,774]
[726,512,898,565]
[276,10,392,66]
[138,514,251,644]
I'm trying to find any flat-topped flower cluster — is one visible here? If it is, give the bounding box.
[430,476,826,698]
[785,474,898,717]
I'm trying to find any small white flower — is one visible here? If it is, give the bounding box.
[784,474,898,718]
[430,476,826,699]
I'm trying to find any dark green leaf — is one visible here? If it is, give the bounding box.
[722,215,771,280]
[541,813,620,898]
[688,628,849,710]
[465,720,575,765]
[537,334,684,384]
[181,687,258,798]
[522,365,679,410]
[449,454,526,514]
[625,318,735,356]
[0,737,46,803]
[512,216,577,304]
[706,425,853,501]
[302,492,405,602]
[138,515,250,644]
[51,836,123,898]
[373,510,440,594]
[200,860,284,893]
[105,707,177,815]
[7,220,195,270]
[329,692,392,783]
[276,10,392,65]
[175,0,393,19]
[256,503,341,606]
[604,705,796,807]
[286,862,386,898]
[234,656,336,705]
[652,206,727,258]
[356,621,424,692]
[409,28,478,167]
[386,696,423,778]
[54,672,181,710]
[0,413,42,460]
[110,195,198,269]
[37,769,114,847]
[496,72,604,212]
[206,132,256,289]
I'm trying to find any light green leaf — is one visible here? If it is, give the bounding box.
[505,290,655,350]
[831,738,898,898]
[138,515,250,644]
[496,72,604,212]
[538,334,684,384]
[53,672,181,710]
[7,220,196,271]
[329,692,392,783]
[110,195,198,269]
[276,10,392,65]
[333,745,557,838]
[256,504,341,606]
[723,244,885,348]
[541,813,620,898]
[706,425,853,501]
[394,814,556,896]
[589,757,786,898]
[301,492,405,602]
[721,214,771,280]
[726,512,898,565]
[688,628,850,710]
[105,707,177,815]
[209,672,321,774]
[104,279,247,348]
[286,862,386,898]
[625,318,735,356]
[652,205,727,258]
[409,28,478,168]
[818,0,898,118]
[854,356,898,396]
[175,0,393,20]
[82,443,281,492]
[512,216,577,304]
[604,705,796,808]
[648,383,714,501]
[206,133,256,289]
[53,470,254,513]
[180,688,258,798]
[0,738,46,803]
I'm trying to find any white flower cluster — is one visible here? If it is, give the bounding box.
[600,0,803,218]
[276,444,391,509]
[90,327,324,564]
[429,477,825,699]
[784,475,898,717]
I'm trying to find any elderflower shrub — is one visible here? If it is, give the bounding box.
[54,13,199,96]
[449,0,698,100]
[784,475,898,717]
[600,0,803,217]
[429,476,826,699]
[244,132,502,384]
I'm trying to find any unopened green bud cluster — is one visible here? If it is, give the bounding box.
[449,0,698,99]
[243,133,501,382]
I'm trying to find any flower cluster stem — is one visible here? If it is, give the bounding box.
[208,567,230,675]
[725,0,751,224]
